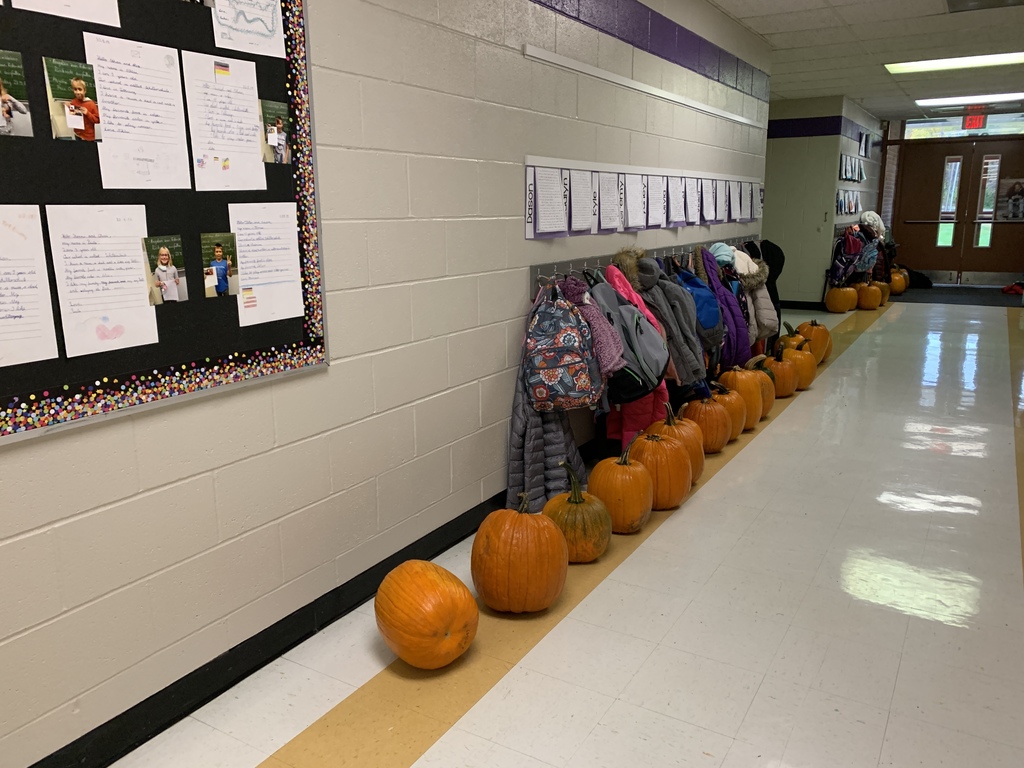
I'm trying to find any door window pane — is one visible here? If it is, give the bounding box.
[977,223,993,247]
[975,155,999,247]
[937,156,961,247]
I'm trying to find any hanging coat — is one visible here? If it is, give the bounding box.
[636,257,705,385]
[732,249,779,343]
[695,247,750,370]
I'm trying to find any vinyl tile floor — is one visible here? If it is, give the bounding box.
[111,304,1024,768]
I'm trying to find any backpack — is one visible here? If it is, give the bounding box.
[827,228,862,286]
[522,282,603,412]
[586,278,669,404]
[674,269,724,349]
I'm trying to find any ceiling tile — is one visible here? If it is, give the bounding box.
[737,6,846,33]
[834,0,947,24]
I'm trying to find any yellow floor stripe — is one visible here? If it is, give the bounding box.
[262,305,889,768]
[1007,309,1024,578]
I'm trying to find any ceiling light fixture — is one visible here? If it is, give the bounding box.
[916,92,1024,107]
[886,52,1024,74]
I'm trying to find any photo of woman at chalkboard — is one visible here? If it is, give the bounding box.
[0,51,33,138]
[42,57,102,142]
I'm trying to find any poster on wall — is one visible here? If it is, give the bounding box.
[997,178,1024,220]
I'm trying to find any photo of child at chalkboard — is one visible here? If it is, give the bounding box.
[0,51,33,138]
[144,236,189,305]
[259,99,291,164]
[201,233,239,299]
[42,57,102,141]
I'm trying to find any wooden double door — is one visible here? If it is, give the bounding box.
[894,138,1024,283]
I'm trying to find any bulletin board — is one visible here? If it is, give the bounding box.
[0,0,325,440]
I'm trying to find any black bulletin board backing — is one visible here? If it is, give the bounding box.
[0,0,326,438]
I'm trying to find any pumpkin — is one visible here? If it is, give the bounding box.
[587,435,653,534]
[375,560,479,670]
[719,368,763,429]
[900,268,910,286]
[825,286,854,313]
[680,398,731,454]
[543,462,612,563]
[764,346,798,397]
[857,283,881,310]
[774,322,806,353]
[873,280,890,305]
[796,320,831,364]
[630,433,690,510]
[782,340,816,390]
[744,355,776,419]
[645,402,704,482]
[712,385,746,441]
[471,493,568,613]
[890,271,906,295]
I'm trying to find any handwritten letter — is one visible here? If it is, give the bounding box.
[715,180,728,222]
[599,172,621,230]
[46,205,157,358]
[534,167,567,234]
[229,203,303,327]
[701,179,716,221]
[85,34,191,190]
[0,206,59,368]
[212,0,287,59]
[625,174,646,229]
[667,177,684,223]
[648,176,666,228]
[569,170,594,232]
[182,51,265,191]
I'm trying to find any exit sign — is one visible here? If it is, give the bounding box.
[963,114,987,130]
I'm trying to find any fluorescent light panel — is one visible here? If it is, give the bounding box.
[886,52,1024,74]
[916,92,1024,107]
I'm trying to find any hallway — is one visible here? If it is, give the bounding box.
[115,304,1024,768]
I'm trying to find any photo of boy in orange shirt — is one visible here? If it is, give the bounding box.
[42,57,102,142]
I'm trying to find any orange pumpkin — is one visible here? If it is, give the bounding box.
[471,494,568,613]
[543,462,612,563]
[630,433,691,510]
[645,402,704,483]
[764,346,798,397]
[890,271,906,295]
[774,322,806,353]
[744,355,776,420]
[712,385,746,442]
[825,287,854,313]
[796,320,831,364]
[782,340,816,390]
[857,283,882,310]
[719,368,763,429]
[375,560,479,670]
[680,398,731,454]
[588,435,654,534]
[873,280,890,305]
[900,268,910,286]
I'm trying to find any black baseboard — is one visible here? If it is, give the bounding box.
[780,300,826,311]
[31,492,506,768]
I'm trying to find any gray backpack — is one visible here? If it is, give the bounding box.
[586,276,668,403]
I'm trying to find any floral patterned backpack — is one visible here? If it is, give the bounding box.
[522,282,603,411]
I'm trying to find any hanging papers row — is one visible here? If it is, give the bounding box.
[0,203,303,369]
[8,0,286,58]
[526,167,763,239]
[839,154,866,183]
[837,190,862,216]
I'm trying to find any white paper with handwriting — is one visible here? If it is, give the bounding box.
[212,0,287,59]
[84,34,192,190]
[229,203,303,327]
[0,206,59,368]
[12,0,119,26]
[182,51,265,191]
[46,205,157,358]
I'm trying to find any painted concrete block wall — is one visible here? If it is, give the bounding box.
[0,1,768,764]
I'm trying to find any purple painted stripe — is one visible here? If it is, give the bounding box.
[529,0,769,103]
[768,115,877,140]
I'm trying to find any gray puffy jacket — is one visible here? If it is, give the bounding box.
[636,258,706,386]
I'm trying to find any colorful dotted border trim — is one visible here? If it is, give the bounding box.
[1,0,326,439]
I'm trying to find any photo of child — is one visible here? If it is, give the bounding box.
[259,99,291,164]
[0,50,33,138]
[143,235,189,305]
[200,233,238,298]
[42,57,101,141]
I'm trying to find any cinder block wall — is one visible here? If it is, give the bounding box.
[0,1,769,764]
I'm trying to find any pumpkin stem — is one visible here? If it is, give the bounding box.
[559,461,585,505]
[797,339,811,351]
[617,433,640,466]
[517,492,531,514]
[783,321,796,336]
[663,401,676,427]
[745,354,768,371]
[711,381,730,394]
[644,433,663,442]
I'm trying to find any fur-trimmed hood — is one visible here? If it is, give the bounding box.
[612,246,645,291]
[736,258,769,292]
